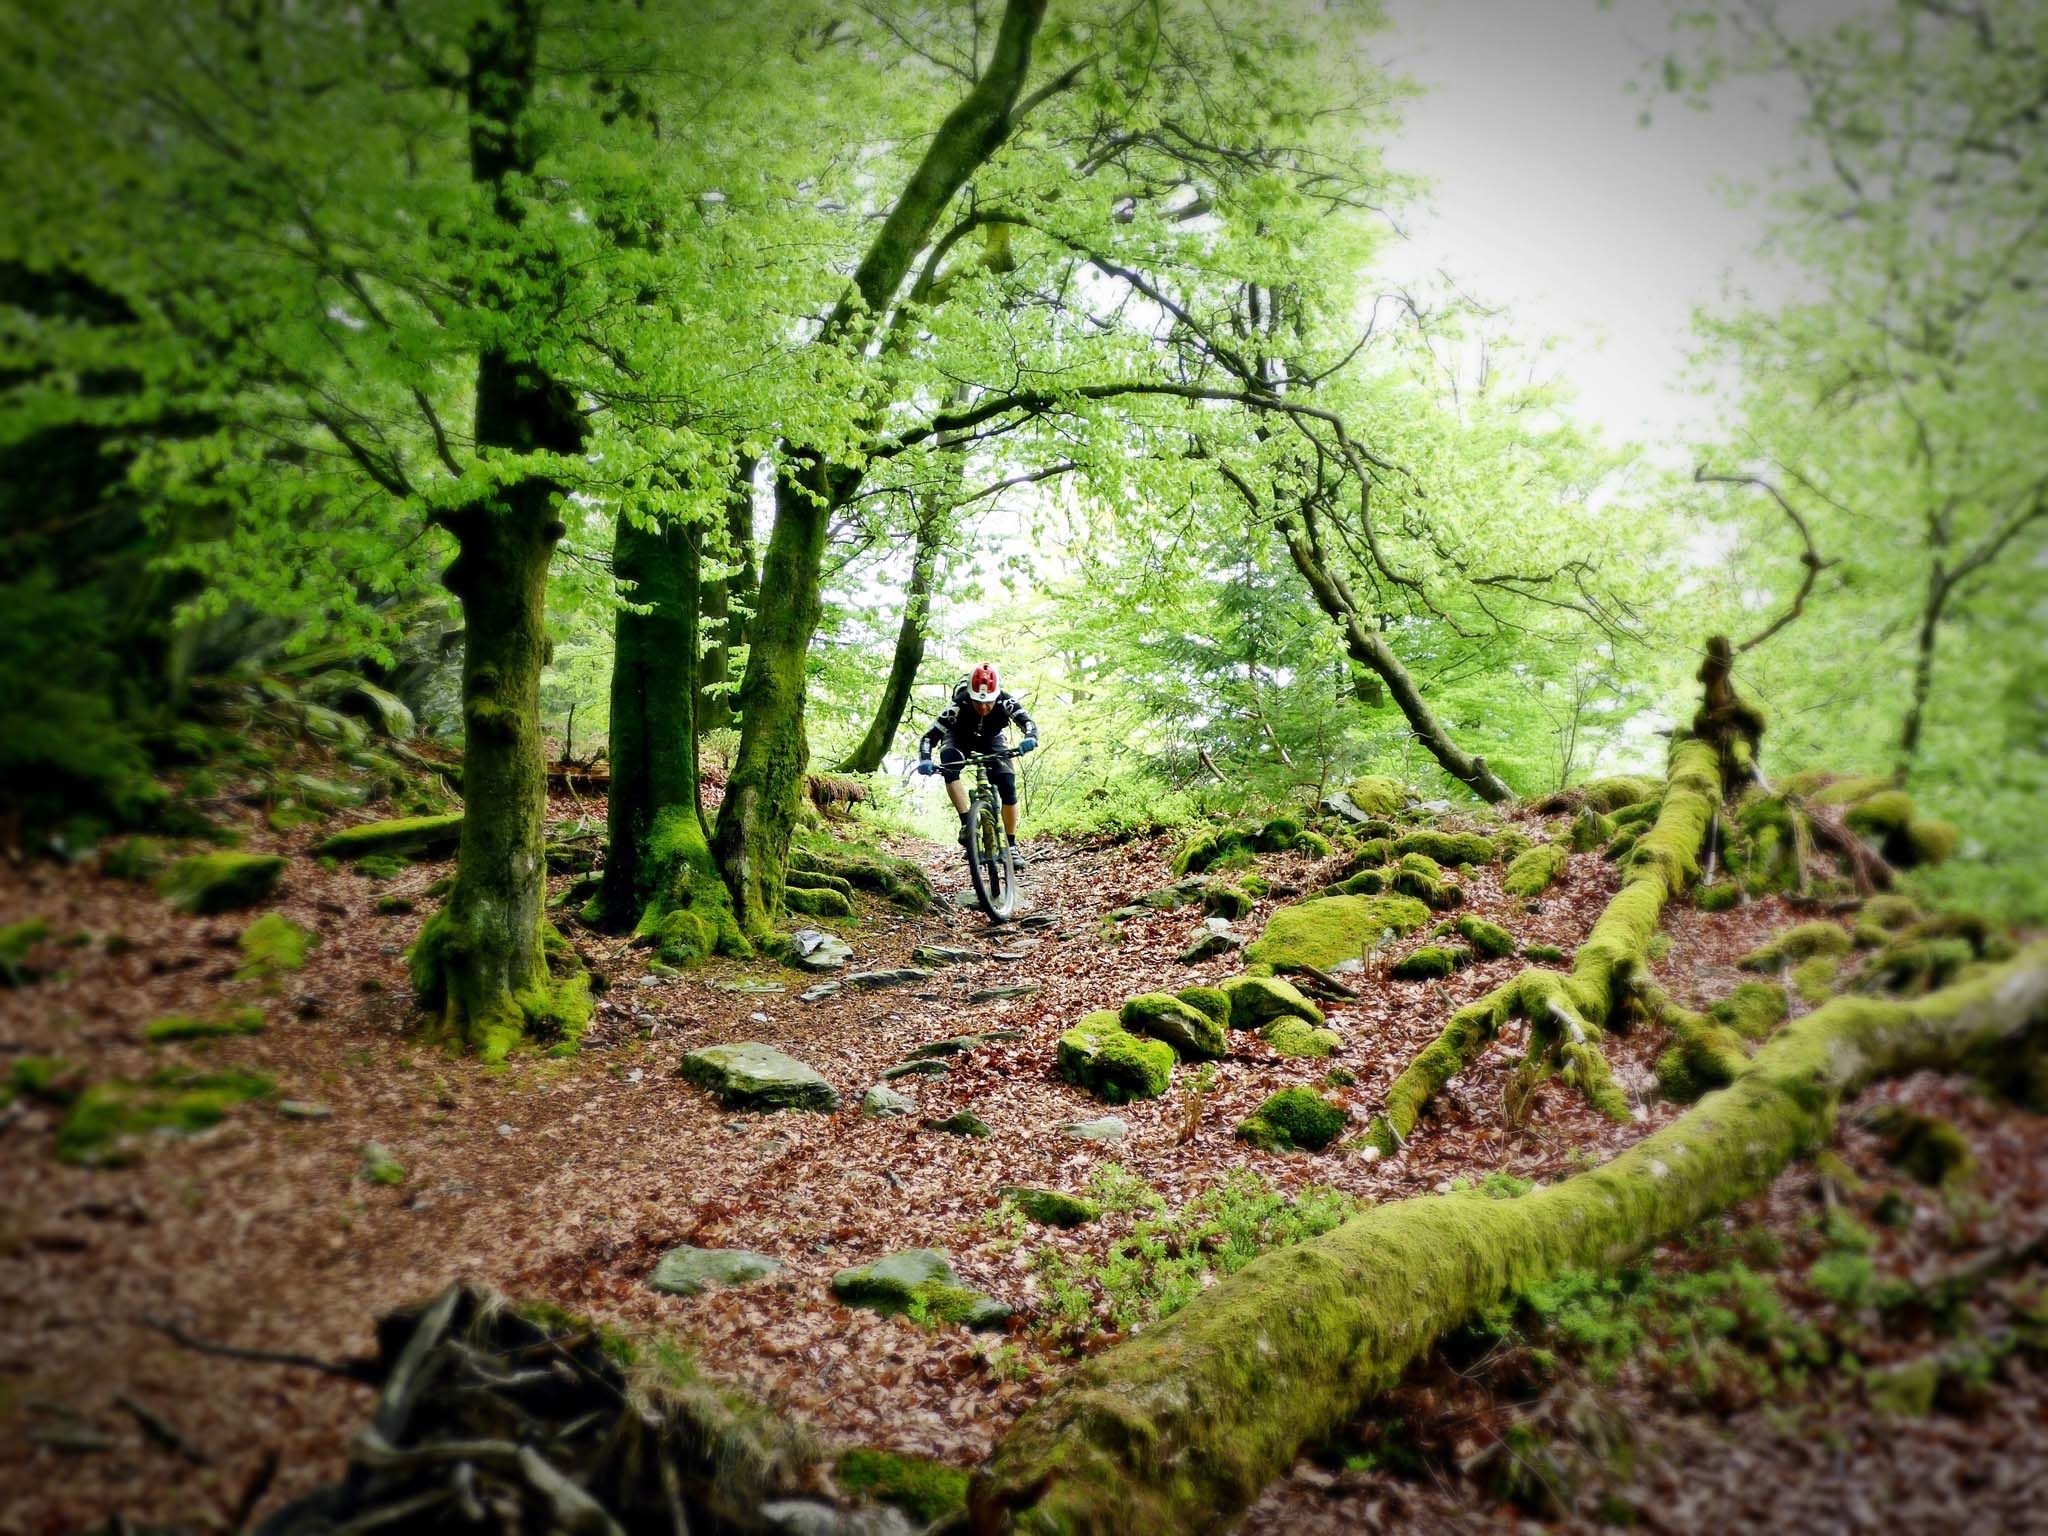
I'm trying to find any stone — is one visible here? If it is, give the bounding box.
[277,1100,333,1121]
[881,1059,949,1081]
[907,1037,980,1060]
[360,1143,406,1186]
[790,928,854,972]
[1003,1187,1100,1226]
[829,1248,1010,1331]
[1016,914,1057,931]
[926,1111,991,1138]
[156,853,289,916]
[1055,1011,1174,1101]
[912,944,982,968]
[647,1244,783,1297]
[760,1501,917,1536]
[1120,992,1228,1061]
[991,949,1033,963]
[1178,929,1245,963]
[678,1043,840,1113]
[1062,1116,1128,1142]
[1261,1018,1343,1058]
[968,985,1037,1004]
[799,983,842,1002]
[848,968,934,991]
[861,1085,917,1118]
[1219,974,1324,1029]
[714,978,787,995]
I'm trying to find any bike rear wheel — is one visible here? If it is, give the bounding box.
[965,799,1018,921]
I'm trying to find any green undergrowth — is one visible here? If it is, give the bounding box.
[835,1448,968,1524]
[1029,1166,1359,1347]
[54,1067,275,1166]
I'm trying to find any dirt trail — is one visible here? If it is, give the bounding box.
[2,800,2042,1534]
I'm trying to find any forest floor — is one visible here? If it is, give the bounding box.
[2,752,2045,1535]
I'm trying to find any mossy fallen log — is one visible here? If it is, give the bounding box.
[970,942,2048,1535]
[1366,737,1721,1152]
[314,813,464,863]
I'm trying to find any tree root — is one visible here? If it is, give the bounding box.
[969,942,2048,1535]
[1366,738,1721,1152]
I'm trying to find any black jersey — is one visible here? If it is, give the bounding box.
[918,682,1037,758]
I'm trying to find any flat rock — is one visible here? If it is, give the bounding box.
[1016,913,1057,931]
[1062,1116,1128,1142]
[830,1248,1010,1331]
[925,1111,991,1138]
[908,1036,980,1060]
[799,983,841,1002]
[911,944,981,967]
[714,978,786,995]
[991,948,1033,963]
[847,968,933,991]
[860,1085,917,1118]
[647,1244,783,1297]
[968,985,1037,1004]
[678,1043,839,1112]
[881,1059,950,1081]
[277,1100,333,1121]
[1321,789,1373,824]
[761,1501,916,1536]
[1180,930,1246,963]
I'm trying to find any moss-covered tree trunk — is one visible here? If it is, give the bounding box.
[971,941,2048,1535]
[709,0,1048,936]
[409,1,589,1060]
[598,508,701,928]
[698,462,758,737]
[838,495,946,774]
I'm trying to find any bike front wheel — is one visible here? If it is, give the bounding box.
[965,799,1018,922]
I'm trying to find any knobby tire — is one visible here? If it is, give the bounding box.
[965,799,1017,922]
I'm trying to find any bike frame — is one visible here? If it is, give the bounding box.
[954,746,1021,922]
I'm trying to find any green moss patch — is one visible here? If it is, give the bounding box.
[1220,974,1324,1029]
[156,853,288,915]
[1791,954,1841,1005]
[1175,986,1230,1025]
[235,912,314,980]
[1202,883,1254,920]
[1120,993,1227,1062]
[143,1006,266,1044]
[313,813,463,862]
[1864,1104,1975,1188]
[1261,1018,1342,1058]
[56,1068,275,1166]
[1342,776,1407,816]
[1005,1188,1101,1227]
[784,885,853,919]
[831,1249,1009,1331]
[1236,1087,1345,1152]
[0,918,51,987]
[836,1448,970,1524]
[1502,843,1567,898]
[1392,944,1467,981]
[7,1055,85,1106]
[1173,825,1257,877]
[1393,830,1496,867]
[1454,915,1516,960]
[1244,893,1429,975]
[101,837,168,882]
[1695,883,1740,912]
[1708,981,1789,1040]
[1576,775,1659,812]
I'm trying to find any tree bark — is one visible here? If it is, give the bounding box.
[411,0,591,1059]
[711,0,1048,936]
[1274,506,1513,803]
[838,490,948,774]
[598,507,701,929]
[972,941,2048,1534]
[1896,564,1947,781]
[698,462,758,737]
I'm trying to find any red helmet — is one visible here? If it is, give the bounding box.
[967,663,1001,702]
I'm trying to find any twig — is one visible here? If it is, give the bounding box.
[143,1314,371,1379]
[1296,962,1359,1000]
[228,1449,278,1533]
[115,1392,212,1465]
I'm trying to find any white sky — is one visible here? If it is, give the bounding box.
[1372,0,1818,449]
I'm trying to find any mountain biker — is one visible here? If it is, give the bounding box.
[917,663,1038,859]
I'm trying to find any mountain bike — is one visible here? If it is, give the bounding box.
[957,747,1021,922]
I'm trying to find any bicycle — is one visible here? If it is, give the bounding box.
[955,747,1022,922]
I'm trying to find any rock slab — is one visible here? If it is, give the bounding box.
[647,1244,783,1297]
[678,1043,839,1112]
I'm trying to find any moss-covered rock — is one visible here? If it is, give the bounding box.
[1392,944,1466,981]
[1004,1187,1101,1227]
[1569,807,1616,853]
[1393,831,1496,867]
[831,1249,1010,1331]
[1172,825,1257,877]
[1860,894,1922,932]
[1121,993,1228,1062]
[1863,936,1977,995]
[1522,942,1566,963]
[1491,828,1534,862]
[783,885,853,919]
[1056,1012,1174,1102]
[1243,893,1429,975]
[790,840,934,913]
[1261,1018,1342,1057]
[1791,954,1840,1005]
[1293,830,1333,859]
[1739,921,1852,971]
[1502,843,1567,898]
[100,836,168,883]
[6,1055,85,1106]
[143,1006,266,1044]
[155,853,288,915]
[1175,986,1231,1026]
[1218,974,1323,1029]
[1454,915,1516,960]
[1255,814,1304,852]
[1235,1087,1345,1152]
[1708,980,1789,1040]
[1342,776,1407,816]
[836,1448,971,1524]
[1577,776,1659,812]
[1202,883,1253,920]
[0,918,50,987]
[1695,883,1741,913]
[313,813,464,862]
[1903,819,1957,867]
[235,912,314,980]
[678,1042,840,1112]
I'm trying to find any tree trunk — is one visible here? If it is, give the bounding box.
[698,462,758,736]
[1896,564,1948,782]
[710,0,1048,933]
[598,508,701,928]
[1275,507,1513,803]
[409,0,590,1060]
[972,941,2048,1534]
[838,495,947,774]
